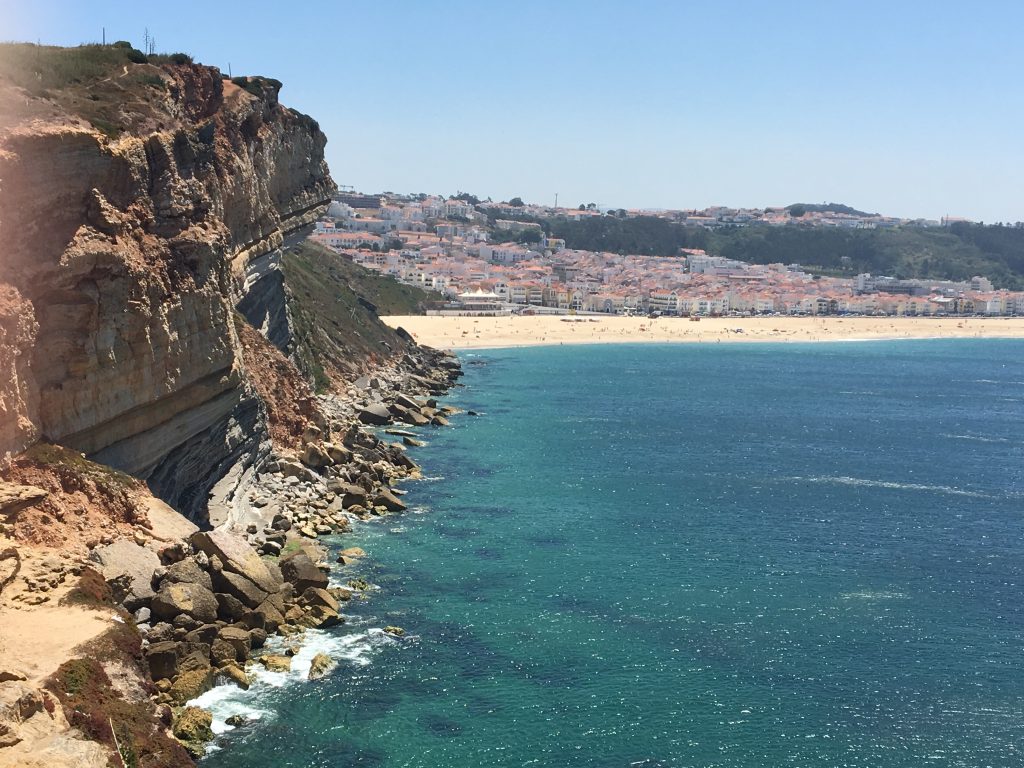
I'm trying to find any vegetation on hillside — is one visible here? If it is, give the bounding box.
[281,242,442,391]
[785,202,878,217]
[545,216,1024,289]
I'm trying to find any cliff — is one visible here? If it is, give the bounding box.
[0,45,333,520]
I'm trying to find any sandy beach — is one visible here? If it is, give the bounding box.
[382,315,1024,350]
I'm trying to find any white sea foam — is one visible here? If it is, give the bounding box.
[189,628,384,740]
[787,475,995,498]
[941,433,1011,443]
[840,589,907,601]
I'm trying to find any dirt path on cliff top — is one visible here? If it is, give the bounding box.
[0,601,113,683]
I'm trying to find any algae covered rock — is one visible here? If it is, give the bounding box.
[173,706,214,757]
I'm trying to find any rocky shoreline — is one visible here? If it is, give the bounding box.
[71,346,462,760]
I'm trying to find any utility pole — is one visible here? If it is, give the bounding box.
[102,27,105,45]
[554,192,558,210]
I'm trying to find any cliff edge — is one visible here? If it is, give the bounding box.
[0,44,333,519]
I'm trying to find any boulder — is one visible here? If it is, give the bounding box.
[218,625,252,659]
[215,591,249,622]
[210,638,239,665]
[169,667,214,704]
[218,663,250,690]
[178,650,213,676]
[403,436,425,447]
[259,655,292,673]
[401,410,430,427]
[431,415,450,427]
[192,530,281,594]
[183,624,220,650]
[162,558,213,591]
[252,600,285,633]
[300,442,331,469]
[300,587,340,613]
[324,443,353,464]
[151,581,219,624]
[173,706,214,757]
[358,403,392,425]
[212,569,269,609]
[278,460,318,483]
[90,539,160,609]
[373,489,407,512]
[298,603,342,629]
[279,552,329,593]
[383,626,406,637]
[144,641,183,681]
[394,393,424,410]
[339,547,366,559]
[308,653,335,680]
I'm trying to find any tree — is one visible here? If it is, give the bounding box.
[578,204,586,211]
[508,197,524,207]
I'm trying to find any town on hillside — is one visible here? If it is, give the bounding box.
[309,192,1024,317]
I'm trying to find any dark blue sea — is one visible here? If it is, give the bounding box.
[199,340,1024,767]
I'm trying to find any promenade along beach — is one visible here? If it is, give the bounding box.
[382,314,1024,349]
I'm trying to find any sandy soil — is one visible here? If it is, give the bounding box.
[0,599,114,684]
[382,315,1024,350]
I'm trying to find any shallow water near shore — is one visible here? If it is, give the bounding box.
[201,340,1024,767]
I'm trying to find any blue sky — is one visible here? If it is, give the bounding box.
[4,0,1022,221]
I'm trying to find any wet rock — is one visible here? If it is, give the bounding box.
[383,626,406,637]
[173,706,214,756]
[225,713,249,727]
[169,668,215,704]
[258,654,292,673]
[308,653,335,680]
[373,489,407,512]
[249,627,268,649]
[403,436,425,447]
[218,663,250,690]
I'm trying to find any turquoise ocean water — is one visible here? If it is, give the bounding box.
[201,341,1024,767]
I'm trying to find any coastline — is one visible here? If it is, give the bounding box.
[381,315,1024,350]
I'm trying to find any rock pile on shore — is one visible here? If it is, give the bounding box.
[85,349,463,757]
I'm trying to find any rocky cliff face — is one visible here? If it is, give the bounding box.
[0,54,333,520]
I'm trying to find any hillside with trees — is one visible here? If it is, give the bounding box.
[544,216,1024,289]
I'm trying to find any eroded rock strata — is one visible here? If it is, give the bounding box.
[0,45,463,765]
[0,55,331,519]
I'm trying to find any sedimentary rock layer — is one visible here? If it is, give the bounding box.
[0,58,333,519]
